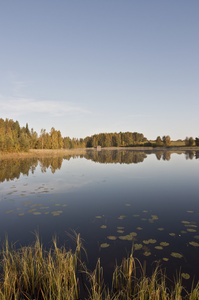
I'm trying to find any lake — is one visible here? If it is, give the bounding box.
[0,149,199,288]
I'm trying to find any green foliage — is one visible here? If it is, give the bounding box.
[195,137,199,146]
[162,135,171,146]
[155,136,163,147]
[185,137,195,146]
[85,132,146,148]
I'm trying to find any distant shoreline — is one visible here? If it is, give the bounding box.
[0,146,199,160]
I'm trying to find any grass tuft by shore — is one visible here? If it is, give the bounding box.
[0,235,199,299]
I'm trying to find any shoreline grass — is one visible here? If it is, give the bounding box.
[0,146,199,160]
[0,235,199,299]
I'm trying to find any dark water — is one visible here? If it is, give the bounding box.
[0,150,199,287]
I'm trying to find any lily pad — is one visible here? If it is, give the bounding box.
[155,246,163,250]
[193,235,199,240]
[189,241,199,247]
[181,221,190,224]
[137,227,143,230]
[119,235,133,241]
[143,251,151,257]
[107,236,117,240]
[118,215,126,220]
[186,211,193,213]
[133,214,140,217]
[130,232,137,237]
[171,252,183,259]
[33,212,41,215]
[151,215,158,220]
[148,239,157,244]
[96,216,102,219]
[117,230,124,233]
[5,210,14,214]
[160,242,169,247]
[134,244,143,250]
[187,229,197,232]
[143,210,148,213]
[28,209,37,212]
[169,233,176,236]
[181,273,190,280]
[117,226,124,229]
[125,204,131,207]
[62,204,67,207]
[18,213,24,216]
[100,243,110,248]
[157,228,164,231]
[100,225,107,229]
[163,258,169,262]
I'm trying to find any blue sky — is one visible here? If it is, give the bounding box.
[0,1,198,140]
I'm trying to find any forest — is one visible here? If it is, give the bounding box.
[0,118,199,152]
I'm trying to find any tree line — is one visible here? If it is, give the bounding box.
[0,118,199,152]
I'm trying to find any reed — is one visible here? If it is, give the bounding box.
[0,235,199,299]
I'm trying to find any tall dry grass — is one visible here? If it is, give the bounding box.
[0,235,199,299]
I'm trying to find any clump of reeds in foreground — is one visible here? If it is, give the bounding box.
[0,235,199,300]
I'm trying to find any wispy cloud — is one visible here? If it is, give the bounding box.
[0,96,91,117]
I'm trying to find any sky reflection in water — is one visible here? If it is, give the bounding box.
[0,150,199,285]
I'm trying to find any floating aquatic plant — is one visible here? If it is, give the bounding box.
[100,225,107,229]
[181,221,190,224]
[157,228,164,231]
[18,213,24,216]
[194,235,199,239]
[151,215,158,220]
[130,232,137,237]
[143,251,151,256]
[125,203,131,207]
[117,226,124,229]
[137,227,143,230]
[155,246,163,250]
[132,214,139,217]
[28,209,37,212]
[5,210,14,214]
[186,211,194,213]
[33,212,41,215]
[134,244,143,250]
[187,229,197,232]
[118,215,126,220]
[160,242,169,247]
[171,252,183,259]
[100,243,110,248]
[107,236,117,241]
[163,258,169,262]
[189,241,199,247]
[169,233,176,236]
[96,216,102,219]
[181,273,190,280]
[117,230,124,233]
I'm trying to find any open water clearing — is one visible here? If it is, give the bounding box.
[0,149,199,287]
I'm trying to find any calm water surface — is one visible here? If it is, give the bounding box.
[0,150,199,285]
